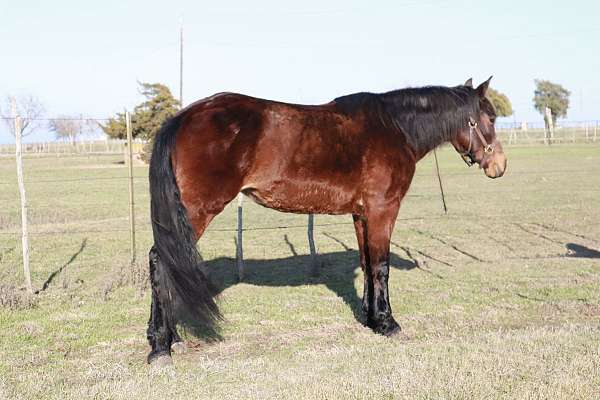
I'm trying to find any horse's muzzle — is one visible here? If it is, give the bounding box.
[484,151,507,179]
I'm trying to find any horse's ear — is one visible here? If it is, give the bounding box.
[476,76,493,97]
[464,78,473,88]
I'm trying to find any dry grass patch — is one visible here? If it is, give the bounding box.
[0,284,36,310]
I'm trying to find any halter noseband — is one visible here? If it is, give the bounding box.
[460,117,494,166]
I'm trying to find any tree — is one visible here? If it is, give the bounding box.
[0,95,45,137]
[99,112,127,139]
[49,117,81,144]
[486,88,513,117]
[533,80,570,126]
[101,82,180,141]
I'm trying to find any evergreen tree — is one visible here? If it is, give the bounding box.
[101,82,180,162]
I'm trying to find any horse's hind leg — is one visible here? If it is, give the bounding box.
[146,246,175,364]
[147,246,190,361]
[146,207,228,363]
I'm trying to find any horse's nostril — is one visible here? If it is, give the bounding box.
[495,164,504,177]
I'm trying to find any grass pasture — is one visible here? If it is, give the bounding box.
[0,144,599,399]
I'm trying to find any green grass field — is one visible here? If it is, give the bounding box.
[1,144,599,399]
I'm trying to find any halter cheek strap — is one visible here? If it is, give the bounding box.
[460,117,494,166]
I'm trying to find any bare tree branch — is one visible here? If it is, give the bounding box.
[49,116,80,144]
[0,95,45,137]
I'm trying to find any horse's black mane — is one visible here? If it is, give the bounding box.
[334,85,481,153]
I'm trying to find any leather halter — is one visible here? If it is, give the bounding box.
[460,117,494,166]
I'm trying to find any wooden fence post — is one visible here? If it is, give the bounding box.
[307,214,318,275]
[126,112,136,263]
[236,193,244,281]
[15,114,33,294]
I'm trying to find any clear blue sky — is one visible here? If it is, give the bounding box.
[1,0,599,143]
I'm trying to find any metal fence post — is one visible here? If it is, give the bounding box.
[308,214,318,275]
[236,193,244,281]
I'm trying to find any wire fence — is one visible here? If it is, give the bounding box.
[1,168,597,239]
[496,120,599,144]
[0,139,145,157]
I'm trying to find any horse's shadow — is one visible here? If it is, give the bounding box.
[203,238,416,326]
[566,243,600,258]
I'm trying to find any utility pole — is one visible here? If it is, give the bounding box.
[179,19,184,108]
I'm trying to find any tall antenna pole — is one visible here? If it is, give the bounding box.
[179,19,184,108]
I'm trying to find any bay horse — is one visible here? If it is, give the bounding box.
[147,77,507,364]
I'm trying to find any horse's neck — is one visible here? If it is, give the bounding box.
[380,89,471,160]
[402,114,461,161]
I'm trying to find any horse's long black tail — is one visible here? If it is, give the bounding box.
[149,115,221,335]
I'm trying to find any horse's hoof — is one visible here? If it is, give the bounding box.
[149,353,175,376]
[382,321,402,337]
[148,351,172,366]
[371,317,402,337]
[171,341,187,354]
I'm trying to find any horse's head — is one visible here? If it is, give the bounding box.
[451,77,507,179]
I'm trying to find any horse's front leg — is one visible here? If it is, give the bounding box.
[362,206,401,336]
[352,214,371,315]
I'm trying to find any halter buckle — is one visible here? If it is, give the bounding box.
[484,144,493,154]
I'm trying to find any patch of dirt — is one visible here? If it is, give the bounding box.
[580,303,600,317]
